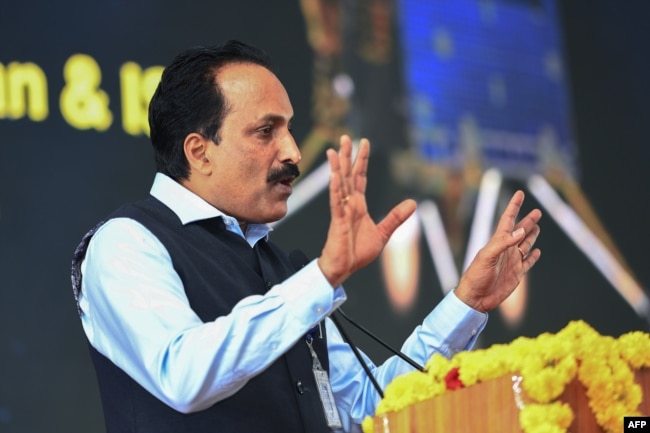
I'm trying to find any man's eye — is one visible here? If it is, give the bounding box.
[259,126,273,135]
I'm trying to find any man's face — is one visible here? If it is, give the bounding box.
[202,63,301,224]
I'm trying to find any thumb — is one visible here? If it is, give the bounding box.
[510,227,525,243]
[377,199,417,242]
[501,226,526,251]
[482,226,526,259]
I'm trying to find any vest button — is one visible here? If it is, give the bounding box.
[266,281,272,288]
[296,381,305,394]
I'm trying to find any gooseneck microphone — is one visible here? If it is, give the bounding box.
[335,308,426,373]
[330,312,386,398]
[289,250,426,399]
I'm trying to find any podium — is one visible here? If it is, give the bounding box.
[368,321,650,433]
[372,369,650,432]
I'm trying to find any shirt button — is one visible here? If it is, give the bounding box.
[296,381,305,394]
[471,329,477,336]
[315,306,323,314]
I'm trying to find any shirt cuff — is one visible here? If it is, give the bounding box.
[422,291,488,357]
[267,259,347,324]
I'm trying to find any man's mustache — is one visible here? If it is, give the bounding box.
[267,163,300,183]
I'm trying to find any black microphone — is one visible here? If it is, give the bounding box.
[289,250,427,398]
[290,250,385,397]
[335,308,425,373]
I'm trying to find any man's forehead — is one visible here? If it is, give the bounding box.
[217,63,293,121]
[216,63,278,93]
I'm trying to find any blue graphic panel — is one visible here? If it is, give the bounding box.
[398,0,576,179]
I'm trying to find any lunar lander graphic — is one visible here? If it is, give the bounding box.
[275,0,648,330]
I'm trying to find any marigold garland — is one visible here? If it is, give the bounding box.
[363,320,650,433]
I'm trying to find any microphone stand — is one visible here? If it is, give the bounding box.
[329,309,429,399]
[336,309,425,372]
[330,312,385,398]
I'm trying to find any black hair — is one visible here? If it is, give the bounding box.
[148,40,274,180]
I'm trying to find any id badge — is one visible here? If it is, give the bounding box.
[313,368,343,429]
[307,337,343,429]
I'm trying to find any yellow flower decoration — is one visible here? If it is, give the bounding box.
[618,331,650,369]
[520,402,573,433]
[363,320,649,433]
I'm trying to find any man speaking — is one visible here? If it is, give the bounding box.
[71,40,542,432]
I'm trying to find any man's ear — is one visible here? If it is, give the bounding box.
[184,133,212,174]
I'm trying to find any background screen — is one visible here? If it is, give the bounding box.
[1,1,649,431]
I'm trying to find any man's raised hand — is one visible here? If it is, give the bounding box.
[318,135,416,288]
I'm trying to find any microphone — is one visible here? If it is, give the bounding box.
[335,308,425,373]
[289,250,427,399]
[290,250,385,397]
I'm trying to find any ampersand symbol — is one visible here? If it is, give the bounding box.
[60,54,112,131]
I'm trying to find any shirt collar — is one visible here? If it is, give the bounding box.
[149,173,272,245]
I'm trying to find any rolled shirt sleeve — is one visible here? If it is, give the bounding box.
[79,217,346,413]
[328,291,487,431]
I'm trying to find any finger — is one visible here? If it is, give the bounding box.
[522,247,542,273]
[376,199,418,242]
[514,208,543,236]
[517,224,541,257]
[515,224,541,272]
[481,220,531,261]
[338,135,353,199]
[494,190,526,234]
[352,138,370,195]
[326,148,346,219]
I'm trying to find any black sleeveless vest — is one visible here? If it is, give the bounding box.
[72,197,332,433]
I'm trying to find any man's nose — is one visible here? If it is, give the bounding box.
[279,130,301,164]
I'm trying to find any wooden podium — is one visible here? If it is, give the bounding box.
[372,369,650,433]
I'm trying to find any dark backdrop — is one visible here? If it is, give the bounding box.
[0,1,649,432]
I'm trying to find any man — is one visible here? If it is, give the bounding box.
[71,40,541,433]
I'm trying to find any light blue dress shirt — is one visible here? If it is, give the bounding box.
[78,173,487,432]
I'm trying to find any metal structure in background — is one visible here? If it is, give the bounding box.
[287,0,647,329]
[1,1,649,432]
